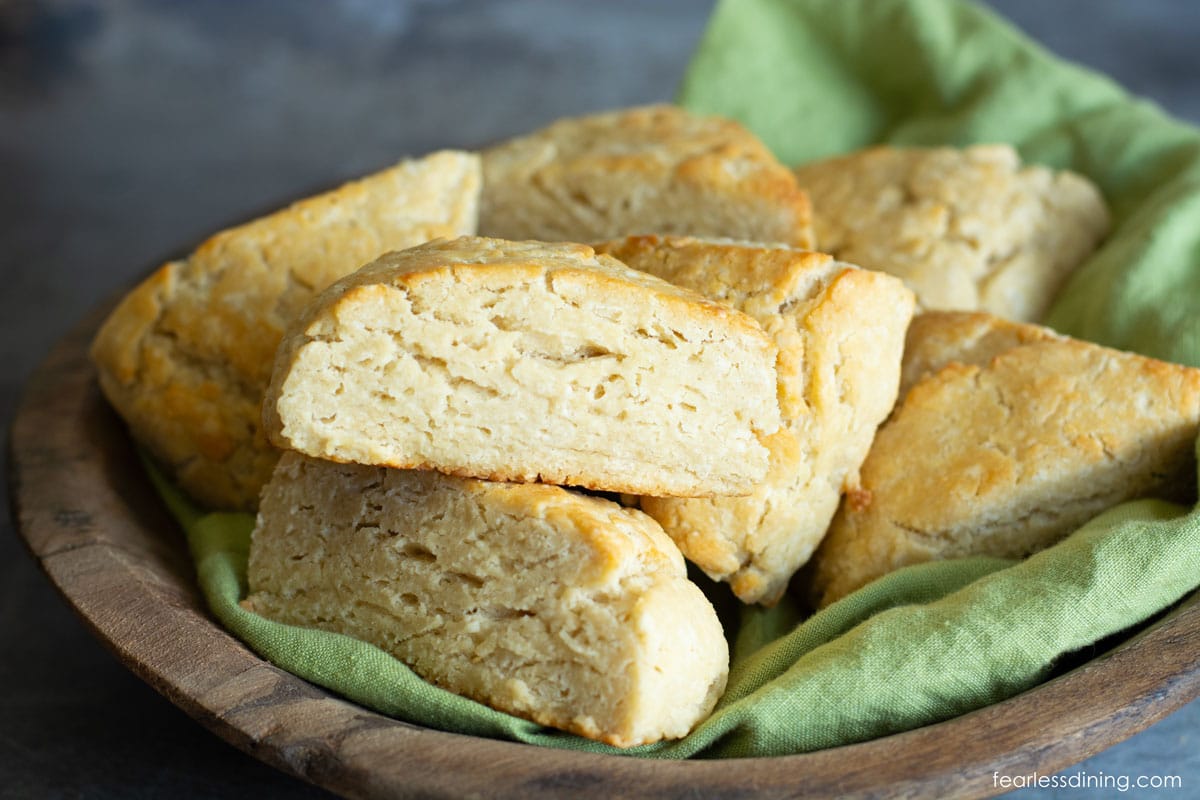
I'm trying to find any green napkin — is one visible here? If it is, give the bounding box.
[155,465,1200,758]
[679,0,1200,367]
[153,0,1200,758]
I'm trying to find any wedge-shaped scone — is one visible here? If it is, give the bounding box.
[90,152,482,510]
[793,144,1109,322]
[480,104,814,248]
[897,307,1062,398]
[810,311,1200,607]
[264,236,781,497]
[243,452,730,747]
[596,236,915,605]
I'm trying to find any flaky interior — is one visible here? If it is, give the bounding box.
[89,152,482,509]
[245,454,729,747]
[267,243,779,497]
[597,236,914,604]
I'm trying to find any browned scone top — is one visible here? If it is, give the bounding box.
[481,104,814,248]
[263,236,782,498]
[89,152,482,510]
[810,311,1200,607]
[244,453,730,748]
[794,144,1109,322]
[596,235,914,605]
[896,307,1070,398]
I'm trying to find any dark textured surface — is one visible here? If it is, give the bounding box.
[2,1,1197,797]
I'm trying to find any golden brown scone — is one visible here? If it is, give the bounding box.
[793,145,1109,321]
[90,152,481,510]
[244,452,729,748]
[596,236,915,605]
[810,311,1200,607]
[897,308,1062,398]
[264,236,781,498]
[481,105,814,248]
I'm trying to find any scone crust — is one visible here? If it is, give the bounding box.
[898,308,1063,397]
[793,144,1109,321]
[90,152,482,510]
[244,453,729,747]
[596,235,915,604]
[811,311,1200,606]
[482,104,814,248]
[264,236,782,498]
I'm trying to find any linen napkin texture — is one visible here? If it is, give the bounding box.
[153,0,1200,758]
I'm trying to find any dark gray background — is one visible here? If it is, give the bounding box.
[2,1,1197,797]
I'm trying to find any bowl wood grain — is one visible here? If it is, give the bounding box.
[9,299,1200,800]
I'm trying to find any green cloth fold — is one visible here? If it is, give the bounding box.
[154,462,1200,758]
[679,0,1200,367]
[151,0,1200,758]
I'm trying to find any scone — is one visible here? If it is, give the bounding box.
[596,235,915,605]
[897,308,1061,398]
[793,145,1109,321]
[810,311,1200,607]
[90,151,482,510]
[263,236,781,497]
[480,104,814,248]
[243,452,730,748]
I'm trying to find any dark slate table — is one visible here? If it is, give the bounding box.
[3,2,1197,797]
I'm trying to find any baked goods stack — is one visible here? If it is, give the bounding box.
[793,146,1200,608]
[88,104,1200,746]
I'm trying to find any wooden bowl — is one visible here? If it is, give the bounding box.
[10,300,1200,799]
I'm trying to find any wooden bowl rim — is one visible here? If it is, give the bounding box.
[9,297,1200,800]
